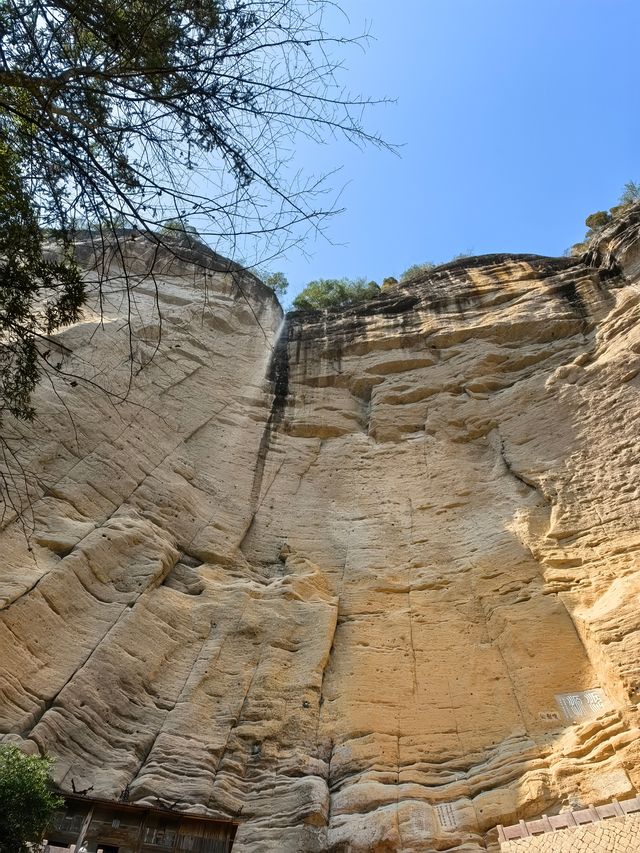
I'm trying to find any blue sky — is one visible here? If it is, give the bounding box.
[275,0,640,301]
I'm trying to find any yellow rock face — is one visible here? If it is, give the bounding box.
[2,211,640,852]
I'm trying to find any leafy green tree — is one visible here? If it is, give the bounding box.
[264,272,289,297]
[0,744,64,853]
[292,278,380,311]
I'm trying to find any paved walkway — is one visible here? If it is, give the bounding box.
[501,813,640,852]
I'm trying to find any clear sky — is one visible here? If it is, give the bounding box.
[276,0,640,302]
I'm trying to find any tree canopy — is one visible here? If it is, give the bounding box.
[292,277,380,311]
[0,0,383,434]
[0,744,63,853]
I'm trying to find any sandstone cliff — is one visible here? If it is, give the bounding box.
[2,210,640,852]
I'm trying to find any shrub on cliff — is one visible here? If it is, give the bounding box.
[0,744,63,853]
[584,211,612,231]
[292,278,380,311]
[399,255,470,281]
[400,262,436,281]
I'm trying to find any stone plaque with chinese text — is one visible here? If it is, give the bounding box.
[555,688,608,722]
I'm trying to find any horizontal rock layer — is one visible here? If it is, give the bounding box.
[2,212,640,852]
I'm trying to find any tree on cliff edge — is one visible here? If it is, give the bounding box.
[293,277,380,310]
[0,0,385,449]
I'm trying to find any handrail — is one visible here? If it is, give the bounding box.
[497,794,640,843]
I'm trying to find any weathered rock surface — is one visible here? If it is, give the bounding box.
[2,210,640,851]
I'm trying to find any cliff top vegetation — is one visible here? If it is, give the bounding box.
[289,256,471,311]
[570,181,640,255]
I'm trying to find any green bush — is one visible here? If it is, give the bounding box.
[399,262,435,282]
[399,256,469,281]
[292,278,380,311]
[584,211,611,230]
[609,204,629,218]
[0,745,63,853]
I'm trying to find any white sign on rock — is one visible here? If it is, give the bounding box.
[555,688,608,722]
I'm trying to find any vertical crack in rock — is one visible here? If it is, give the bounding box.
[497,438,539,492]
[239,318,290,550]
[292,439,323,497]
[407,589,419,697]
[406,498,419,696]
[316,595,339,737]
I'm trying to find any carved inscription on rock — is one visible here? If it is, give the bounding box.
[436,802,457,832]
[539,710,561,722]
[555,688,608,722]
[408,804,433,837]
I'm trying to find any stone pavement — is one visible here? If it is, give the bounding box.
[501,814,640,852]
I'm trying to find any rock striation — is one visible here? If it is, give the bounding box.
[2,210,640,851]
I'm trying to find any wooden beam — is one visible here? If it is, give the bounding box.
[74,805,94,853]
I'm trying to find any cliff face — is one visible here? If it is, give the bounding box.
[2,212,640,852]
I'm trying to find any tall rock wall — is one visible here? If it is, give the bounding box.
[2,212,640,852]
